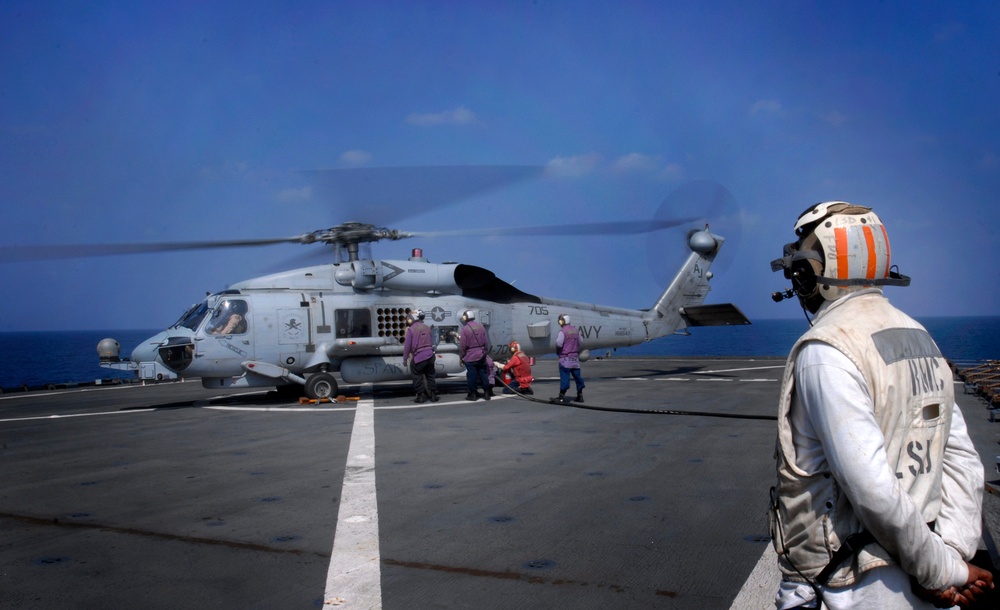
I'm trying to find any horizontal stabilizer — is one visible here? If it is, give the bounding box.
[680,304,751,327]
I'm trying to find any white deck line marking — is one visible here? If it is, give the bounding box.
[695,365,786,375]
[324,386,382,608]
[206,405,357,413]
[0,409,156,423]
[0,384,159,401]
[730,545,780,609]
[376,394,511,410]
[1,397,509,424]
[209,396,512,413]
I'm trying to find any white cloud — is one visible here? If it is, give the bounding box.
[340,149,372,166]
[749,99,783,116]
[406,105,477,126]
[612,152,661,173]
[274,186,312,203]
[657,162,685,182]
[611,153,684,181]
[545,152,602,177]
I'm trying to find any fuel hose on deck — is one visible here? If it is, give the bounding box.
[495,378,778,421]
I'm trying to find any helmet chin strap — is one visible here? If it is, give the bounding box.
[796,265,909,322]
[817,267,911,288]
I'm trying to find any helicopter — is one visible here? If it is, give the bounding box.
[85,215,749,399]
[3,168,749,399]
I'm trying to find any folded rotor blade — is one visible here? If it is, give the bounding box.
[408,218,695,239]
[0,236,305,263]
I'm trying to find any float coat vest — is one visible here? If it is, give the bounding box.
[557,324,581,368]
[771,290,953,587]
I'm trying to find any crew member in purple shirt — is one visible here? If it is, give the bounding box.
[459,309,492,401]
[553,313,585,404]
[403,309,438,403]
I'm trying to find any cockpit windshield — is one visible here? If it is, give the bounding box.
[173,301,210,331]
[205,298,249,335]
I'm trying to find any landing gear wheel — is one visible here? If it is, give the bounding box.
[305,373,338,400]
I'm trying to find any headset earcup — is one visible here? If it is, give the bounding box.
[791,258,817,296]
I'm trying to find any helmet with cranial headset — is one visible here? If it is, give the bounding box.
[405,309,425,326]
[770,202,910,313]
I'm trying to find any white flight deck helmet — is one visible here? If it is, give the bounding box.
[770,202,910,313]
[461,310,476,323]
[405,309,425,326]
[558,314,570,326]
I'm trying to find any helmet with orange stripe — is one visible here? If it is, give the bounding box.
[770,202,910,313]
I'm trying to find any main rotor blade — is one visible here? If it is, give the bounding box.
[408,218,696,239]
[302,165,545,225]
[0,236,304,263]
[4,165,548,264]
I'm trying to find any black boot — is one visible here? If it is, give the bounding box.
[551,391,567,404]
[465,393,478,401]
[484,387,493,401]
[574,391,584,403]
[430,393,439,402]
[414,394,426,404]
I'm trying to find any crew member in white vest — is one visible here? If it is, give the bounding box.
[768,202,992,608]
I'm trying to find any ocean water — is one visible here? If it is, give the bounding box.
[616,317,1000,369]
[0,329,162,391]
[0,317,997,391]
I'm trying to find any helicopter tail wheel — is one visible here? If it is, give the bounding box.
[305,372,338,400]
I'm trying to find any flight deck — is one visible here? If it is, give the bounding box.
[1,357,997,609]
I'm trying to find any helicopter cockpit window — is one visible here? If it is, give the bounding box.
[175,301,210,332]
[206,299,249,335]
[335,309,371,338]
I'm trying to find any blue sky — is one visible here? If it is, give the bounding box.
[2,1,998,332]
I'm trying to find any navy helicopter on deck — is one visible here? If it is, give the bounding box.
[96,217,747,399]
[4,170,750,399]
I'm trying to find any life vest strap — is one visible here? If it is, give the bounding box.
[815,530,877,586]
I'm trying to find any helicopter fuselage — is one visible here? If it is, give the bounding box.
[120,229,748,399]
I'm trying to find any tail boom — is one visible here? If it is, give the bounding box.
[644,229,749,340]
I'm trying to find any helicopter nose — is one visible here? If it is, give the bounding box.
[130,330,169,364]
[155,334,196,373]
[129,330,196,374]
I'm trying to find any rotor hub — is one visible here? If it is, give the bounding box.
[300,222,411,261]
